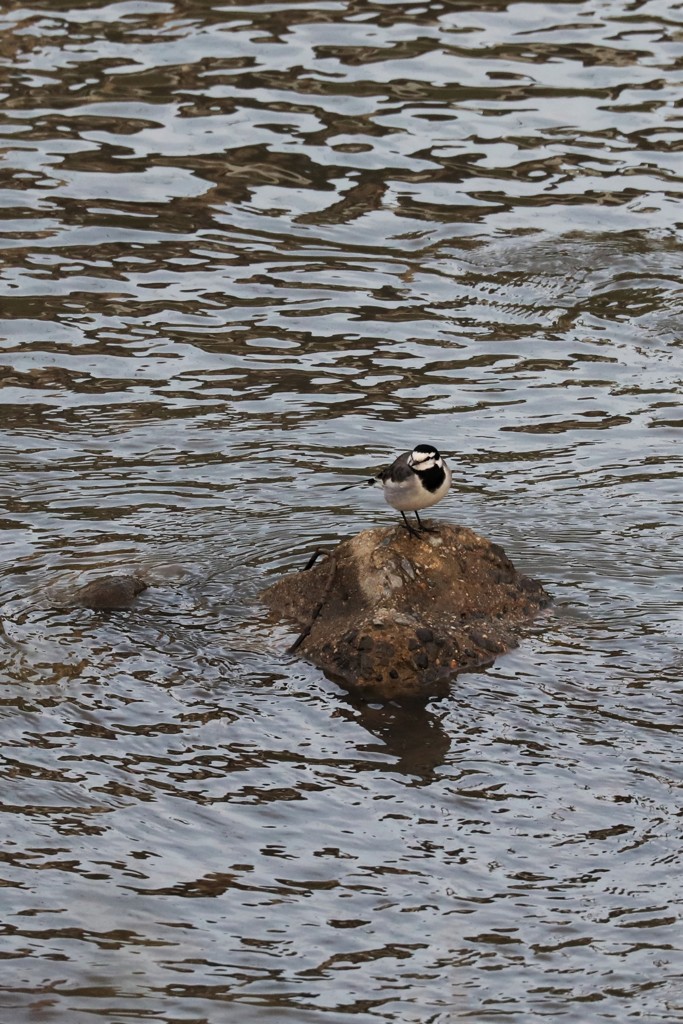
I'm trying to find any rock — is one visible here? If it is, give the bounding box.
[261,523,550,702]
[73,574,148,610]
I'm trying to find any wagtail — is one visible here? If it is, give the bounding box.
[345,443,451,536]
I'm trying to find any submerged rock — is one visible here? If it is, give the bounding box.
[261,523,550,702]
[73,574,148,610]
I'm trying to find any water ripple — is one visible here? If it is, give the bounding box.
[1,0,682,1021]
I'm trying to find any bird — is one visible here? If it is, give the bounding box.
[345,443,451,536]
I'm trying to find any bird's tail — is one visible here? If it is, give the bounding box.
[340,477,376,491]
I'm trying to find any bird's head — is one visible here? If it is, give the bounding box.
[408,444,443,472]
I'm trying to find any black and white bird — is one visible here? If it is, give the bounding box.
[346,443,451,536]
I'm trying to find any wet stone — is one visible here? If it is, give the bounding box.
[261,523,551,703]
[467,628,508,655]
[70,574,148,611]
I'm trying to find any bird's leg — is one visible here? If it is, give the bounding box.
[400,511,421,537]
[414,510,437,533]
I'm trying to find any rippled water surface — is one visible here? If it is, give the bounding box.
[1,0,682,1021]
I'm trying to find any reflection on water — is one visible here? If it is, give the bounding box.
[1,0,682,1021]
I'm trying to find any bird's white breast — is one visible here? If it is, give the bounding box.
[384,461,451,511]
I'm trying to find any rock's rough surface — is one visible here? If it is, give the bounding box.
[261,523,550,701]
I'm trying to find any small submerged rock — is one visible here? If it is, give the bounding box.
[73,574,148,611]
[261,523,550,702]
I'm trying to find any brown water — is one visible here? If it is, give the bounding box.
[1,1,682,1021]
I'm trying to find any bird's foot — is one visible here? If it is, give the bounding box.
[413,512,438,534]
[399,517,421,539]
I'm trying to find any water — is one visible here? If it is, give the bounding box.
[1,0,682,1021]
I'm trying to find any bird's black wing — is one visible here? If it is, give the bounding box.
[377,452,414,483]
